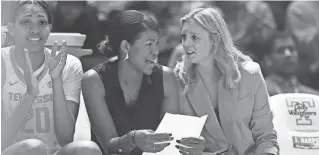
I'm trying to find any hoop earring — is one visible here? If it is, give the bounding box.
[121,52,129,60]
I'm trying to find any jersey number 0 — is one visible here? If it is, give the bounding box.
[21,106,50,133]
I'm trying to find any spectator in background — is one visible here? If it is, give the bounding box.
[1,1,16,26]
[266,1,291,31]
[215,1,276,63]
[264,31,319,96]
[2,1,19,47]
[52,1,103,55]
[125,1,175,29]
[94,1,128,35]
[286,1,319,91]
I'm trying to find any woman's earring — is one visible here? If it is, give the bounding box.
[124,53,128,60]
[122,52,129,60]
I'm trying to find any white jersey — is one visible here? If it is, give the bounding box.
[1,46,83,154]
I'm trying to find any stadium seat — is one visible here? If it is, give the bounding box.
[270,93,319,155]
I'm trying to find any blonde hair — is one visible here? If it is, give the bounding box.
[174,8,252,92]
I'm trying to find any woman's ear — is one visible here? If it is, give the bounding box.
[211,33,221,46]
[120,40,130,53]
[119,40,130,59]
[211,34,221,55]
[49,24,52,31]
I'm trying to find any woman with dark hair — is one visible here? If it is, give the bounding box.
[1,1,101,155]
[81,10,179,155]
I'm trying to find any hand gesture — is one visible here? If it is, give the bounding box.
[176,137,206,155]
[134,130,173,153]
[23,49,39,96]
[49,40,67,79]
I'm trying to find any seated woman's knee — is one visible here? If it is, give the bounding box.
[20,139,47,155]
[2,139,47,155]
[58,141,101,155]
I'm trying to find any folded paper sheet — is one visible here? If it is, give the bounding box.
[143,113,208,155]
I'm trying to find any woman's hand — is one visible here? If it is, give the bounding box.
[176,137,206,155]
[49,40,67,79]
[23,49,39,96]
[134,130,173,153]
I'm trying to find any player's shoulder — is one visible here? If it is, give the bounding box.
[66,54,81,66]
[1,46,11,52]
[1,46,12,56]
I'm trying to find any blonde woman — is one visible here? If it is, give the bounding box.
[174,8,278,155]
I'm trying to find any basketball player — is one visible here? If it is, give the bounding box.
[1,1,101,155]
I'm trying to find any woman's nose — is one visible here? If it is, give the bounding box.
[183,37,192,49]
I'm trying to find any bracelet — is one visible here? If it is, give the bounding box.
[116,130,137,153]
[117,136,124,153]
[131,130,137,148]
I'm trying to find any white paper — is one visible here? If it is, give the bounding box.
[143,113,208,155]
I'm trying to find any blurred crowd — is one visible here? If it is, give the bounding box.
[2,1,319,95]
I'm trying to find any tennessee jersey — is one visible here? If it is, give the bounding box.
[2,46,83,154]
[1,46,60,154]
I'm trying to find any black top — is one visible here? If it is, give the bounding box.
[91,61,164,155]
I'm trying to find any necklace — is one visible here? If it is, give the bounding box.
[118,73,139,101]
